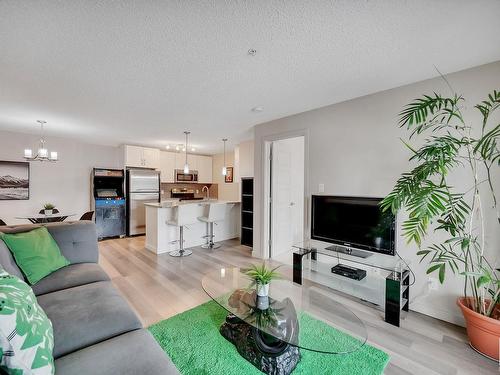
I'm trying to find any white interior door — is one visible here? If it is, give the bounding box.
[271,136,305,259]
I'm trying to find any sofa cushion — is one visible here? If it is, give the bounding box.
[32,263,110,296]
[45,222,99,264]
[0,227,70,285]
[0,240,24,279]
[36,281,142,358]
[0,270,55,374]
[55,329,179,375]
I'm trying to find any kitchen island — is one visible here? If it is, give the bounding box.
[145,200,240,254]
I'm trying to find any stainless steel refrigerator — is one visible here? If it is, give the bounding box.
[126,169,160,236]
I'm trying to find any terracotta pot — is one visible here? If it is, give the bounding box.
[457,297,500,360]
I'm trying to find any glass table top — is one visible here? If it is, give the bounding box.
[202,267,367,354]
[293,239,405,274]
[16,213,76,219]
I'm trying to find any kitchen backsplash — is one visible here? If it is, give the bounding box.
[160,183,218,200]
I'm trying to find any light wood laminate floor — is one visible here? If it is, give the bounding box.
[98,236,497,375]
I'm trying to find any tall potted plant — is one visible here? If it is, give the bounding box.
[381,89,499,359]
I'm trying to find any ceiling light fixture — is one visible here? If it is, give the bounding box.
[251,106,264,112]
[24,120,58,162]
[222,138,228,176]
[248,49,257,56]
[183,131,190,173]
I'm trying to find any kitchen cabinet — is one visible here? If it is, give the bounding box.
[124,145,160,169]
[238,140,254,178]
[175,153,187,170]
[159,151,176,182]
[196,155,213,183]
[157,151,212,183]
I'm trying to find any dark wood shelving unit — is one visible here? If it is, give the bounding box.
[240,178,254,247]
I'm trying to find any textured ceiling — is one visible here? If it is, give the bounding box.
[1,1,500,154]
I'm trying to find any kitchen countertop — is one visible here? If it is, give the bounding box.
[145,199,240,208]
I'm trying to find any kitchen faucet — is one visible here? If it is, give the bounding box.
[202,186,210,200]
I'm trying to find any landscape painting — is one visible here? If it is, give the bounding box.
[0,161,29,200]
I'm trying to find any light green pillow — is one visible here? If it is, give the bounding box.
[0,269,54,374]
[0,227,70,285]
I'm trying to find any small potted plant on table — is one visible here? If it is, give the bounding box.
[245,263,281,297]
[43,203,56,215]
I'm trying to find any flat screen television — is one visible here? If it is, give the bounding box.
[311,195,395,256]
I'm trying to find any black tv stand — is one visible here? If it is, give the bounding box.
[325,244,373,259]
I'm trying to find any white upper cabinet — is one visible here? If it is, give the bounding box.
[174,153,186,170]
[238,140,254,178]
[196,155,213,183]
[159,151,176,182]
[126,145,213,184]
[124,145,160,169]
[124,145,143,167]
[143,147,160,169]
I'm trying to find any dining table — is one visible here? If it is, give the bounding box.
[16,213,77,224]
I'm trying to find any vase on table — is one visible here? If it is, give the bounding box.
[256,282,269,297]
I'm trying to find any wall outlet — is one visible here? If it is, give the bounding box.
[428,277,439,291]
[318,183,325,193]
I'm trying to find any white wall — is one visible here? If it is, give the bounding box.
[212,151,239,202]
[253,61,500,325]
[0,130,121,224]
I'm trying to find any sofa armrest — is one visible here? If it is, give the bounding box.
[46,221,99,264]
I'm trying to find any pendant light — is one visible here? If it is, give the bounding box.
[222,138,228,176]
[183,131,190,173]
[24,120,58,162]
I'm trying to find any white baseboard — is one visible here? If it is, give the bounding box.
[410,302,465,327]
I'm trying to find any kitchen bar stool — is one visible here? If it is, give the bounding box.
[167,204,199,257]
[198,202,227,249]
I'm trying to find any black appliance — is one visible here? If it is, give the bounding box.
[331,264,367,281]
[92,168,126,240]
[311,195,395,256]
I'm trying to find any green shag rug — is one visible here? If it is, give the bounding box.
[149,300,389,375]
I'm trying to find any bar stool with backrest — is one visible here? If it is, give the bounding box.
[198,202,227,249]
[167,203,200,257]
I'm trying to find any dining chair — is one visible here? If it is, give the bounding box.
[0,219,6,226]
[80,211,95,221]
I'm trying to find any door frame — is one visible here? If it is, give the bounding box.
[262,129,310,259]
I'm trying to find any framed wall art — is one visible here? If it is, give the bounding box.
[0,161,30,200]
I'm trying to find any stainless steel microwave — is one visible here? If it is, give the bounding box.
[175,169,198,183]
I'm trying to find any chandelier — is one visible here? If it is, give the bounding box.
[24,120,58,162]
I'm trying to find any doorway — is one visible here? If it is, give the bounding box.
[268,136,305,262]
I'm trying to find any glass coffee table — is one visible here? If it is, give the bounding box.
[202,267,367,375]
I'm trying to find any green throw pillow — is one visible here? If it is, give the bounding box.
[0,269,55,374]
[0,227,70,285]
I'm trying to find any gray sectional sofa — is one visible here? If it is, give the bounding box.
[0,221,179,375]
